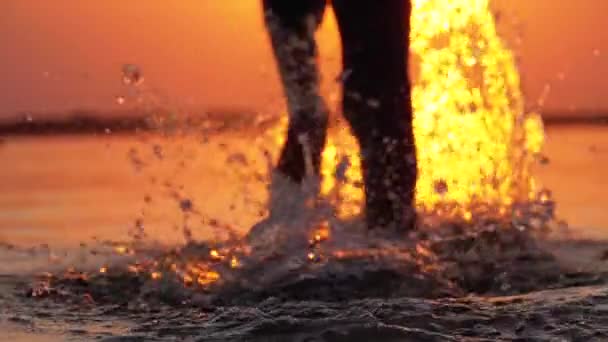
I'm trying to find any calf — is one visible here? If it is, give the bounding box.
[262,0,417,232]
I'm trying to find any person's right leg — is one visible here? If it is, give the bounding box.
[333,0,417,232]
[262,0,329,184]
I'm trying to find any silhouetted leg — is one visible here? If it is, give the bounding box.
[333,0,417,232]
[263,0,329,183]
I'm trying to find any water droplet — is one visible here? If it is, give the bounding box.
[131,218,146,240]
[336,69,352,83]
[152,145,163,159]
[116,96,126,105]
[122,64,143,85]
[226,153,248,166]
[538,189,552,204]
[366,98,381,109]
[209,249,221,260]
[434,179,448,196]
[537,154,550,165]
[180,199,193,212]
[230,256,240,268]
[335,156,351,182]
[593,49,601,57]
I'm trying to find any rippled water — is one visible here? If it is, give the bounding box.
[0,125,607,341]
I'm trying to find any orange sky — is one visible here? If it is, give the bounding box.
[0,0,607,118]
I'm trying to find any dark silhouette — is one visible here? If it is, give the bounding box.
[262,0,417,232]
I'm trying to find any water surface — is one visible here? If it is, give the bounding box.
[0,125,607,341]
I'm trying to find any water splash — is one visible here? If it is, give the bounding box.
[121,64,144,86]
[19,0,562,316]
[265,0,547,221]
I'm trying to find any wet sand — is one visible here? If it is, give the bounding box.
[2,242,608,342]
[0,325,64,342]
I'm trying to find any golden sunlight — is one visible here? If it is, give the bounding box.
[272,0,545,220]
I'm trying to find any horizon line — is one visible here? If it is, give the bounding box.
[0,109,606,136]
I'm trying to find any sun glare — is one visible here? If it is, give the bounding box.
[271,0,545,221]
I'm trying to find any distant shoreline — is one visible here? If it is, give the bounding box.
[0,110,606,136]
[0,109,264,136]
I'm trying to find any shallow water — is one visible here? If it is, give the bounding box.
[1,125,608,341]
[0,125,606,247]
[3,258,608,341]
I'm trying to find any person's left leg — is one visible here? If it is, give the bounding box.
[247,1,329,244]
